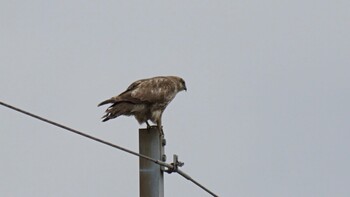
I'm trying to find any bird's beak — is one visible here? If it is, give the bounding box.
[184,86,187,91]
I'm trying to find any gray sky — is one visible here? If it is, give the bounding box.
[1,1,349,196]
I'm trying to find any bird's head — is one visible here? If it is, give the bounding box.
[178,77,187,92]
[168,76,187,92]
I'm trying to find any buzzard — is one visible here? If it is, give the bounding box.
[98,76,187,134]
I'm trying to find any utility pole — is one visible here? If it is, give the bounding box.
[139,127,166,197]
[0,100,219,197]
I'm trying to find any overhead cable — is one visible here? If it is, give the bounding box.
[0,100,218,197]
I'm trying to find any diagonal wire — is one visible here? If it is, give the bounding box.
[0,100,218,197]
[177,169,218,197]
[0,100,172,168]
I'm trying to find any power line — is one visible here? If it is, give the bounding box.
[0,100,172,169]
[177,169,218,197]
[0,100,218,197]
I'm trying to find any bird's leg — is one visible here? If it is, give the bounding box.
[159,125,164,136]
[145,121,151,130]
[157,119,164,137]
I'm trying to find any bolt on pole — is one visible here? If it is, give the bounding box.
[139,127,166,197]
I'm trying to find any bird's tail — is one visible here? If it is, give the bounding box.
[100,102,134,122]
[98,98,115,107]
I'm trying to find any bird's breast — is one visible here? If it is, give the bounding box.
[151,110,162,121]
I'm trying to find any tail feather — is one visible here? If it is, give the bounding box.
[100,102,134,122]
[102,117,110,122]
[98,98,115,107]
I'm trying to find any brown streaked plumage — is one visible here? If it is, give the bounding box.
[98,76,187,134]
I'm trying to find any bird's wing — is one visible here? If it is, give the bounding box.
[98,78,150,106]
[120,77,176,104]
[126,78,149,91]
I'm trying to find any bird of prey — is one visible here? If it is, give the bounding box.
[98,76,187,134]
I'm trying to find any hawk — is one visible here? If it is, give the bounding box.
[98,76,187,134]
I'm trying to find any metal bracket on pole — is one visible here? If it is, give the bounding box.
[164,154,184,174]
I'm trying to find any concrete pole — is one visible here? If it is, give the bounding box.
[139,127,165,197]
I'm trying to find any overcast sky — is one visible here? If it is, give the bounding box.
[1,1,349,196]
